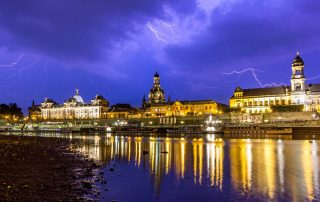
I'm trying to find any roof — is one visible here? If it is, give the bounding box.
[110,103,138,112]
[235,87,243,92]
[149,100,217,107]
[73,95,84,103]
[150,86,164,93]
[292,52,304,66]
[154,72,159,77]
[94,94,106,100]
[179,100,216,105]
[44,98,56,103]
[308,83,320,92]
[238,86,290,97]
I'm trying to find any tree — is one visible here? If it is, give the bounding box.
[0,103,23,119]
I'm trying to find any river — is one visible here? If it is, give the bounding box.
[6,132,320,201]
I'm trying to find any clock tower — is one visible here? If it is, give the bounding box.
[291,52,306,92]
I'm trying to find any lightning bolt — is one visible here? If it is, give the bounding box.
[89,75,100,94]
[147,22,178,43]
[0,53,25,68]
[306,74,320,81]
[222,68,286,87]
[161,21,176,36]
[0,60,39,88]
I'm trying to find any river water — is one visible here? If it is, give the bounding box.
[7,132,320,201]
[62,133,319,202]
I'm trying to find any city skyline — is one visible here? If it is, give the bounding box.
[1,1,320,113]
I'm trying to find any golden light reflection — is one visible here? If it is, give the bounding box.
[301,141,319,201]
[264,142,276,199]
[150,140,155,174]
[127,137,131,162]
[277,140,284,193]
[72,135,320,201]
[165,141,171,174]
[181,141,185,178]
[192,139,204,185]
[230,140,253,193]
[206,142,224,190]
[193,141,198,184]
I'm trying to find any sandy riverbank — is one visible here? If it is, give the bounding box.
[0,135,105,201]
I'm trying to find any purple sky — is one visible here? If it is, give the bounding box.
[1,0,320,113]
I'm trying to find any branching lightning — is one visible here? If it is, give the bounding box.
[0,53,25,68]
[89,75,100,94]
[147,21,178,43]
[306,74,320,81]
[161,21,176,36]
[222,68,286,88]
[0,60,39,88]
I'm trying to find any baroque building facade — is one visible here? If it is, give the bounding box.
[230,53,320,114]
[143,72,227,117]
[40,89,109,120]
[148,100,224,117]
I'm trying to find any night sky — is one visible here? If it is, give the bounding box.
[1,0,320,113]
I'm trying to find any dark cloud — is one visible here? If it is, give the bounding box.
[1,0,320,112]
[0,0,196,62]
[165,0,320,73]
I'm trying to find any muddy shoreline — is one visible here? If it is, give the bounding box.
[0,135,104,201]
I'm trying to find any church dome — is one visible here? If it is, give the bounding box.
[150,86,164,94]
[292,52,304,66]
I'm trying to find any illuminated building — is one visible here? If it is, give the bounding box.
[28,100,41,120]
[143,72,227,117]
[148,72,166,105]
[230,53,320,114]
[107,104,142,119]
[149,100,224,117]
[40,89,109,120]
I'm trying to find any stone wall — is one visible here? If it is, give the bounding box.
[263,112,319,122]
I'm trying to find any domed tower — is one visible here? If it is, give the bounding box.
[148,72,165,104]
[291,52,306,92]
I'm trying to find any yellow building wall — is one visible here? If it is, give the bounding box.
[230,95,292,114]
[149,101,219,117]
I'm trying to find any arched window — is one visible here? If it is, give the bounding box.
[295,83,301,90]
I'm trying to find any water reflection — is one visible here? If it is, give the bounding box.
[206,141,224,189]
[5,132,319,201]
